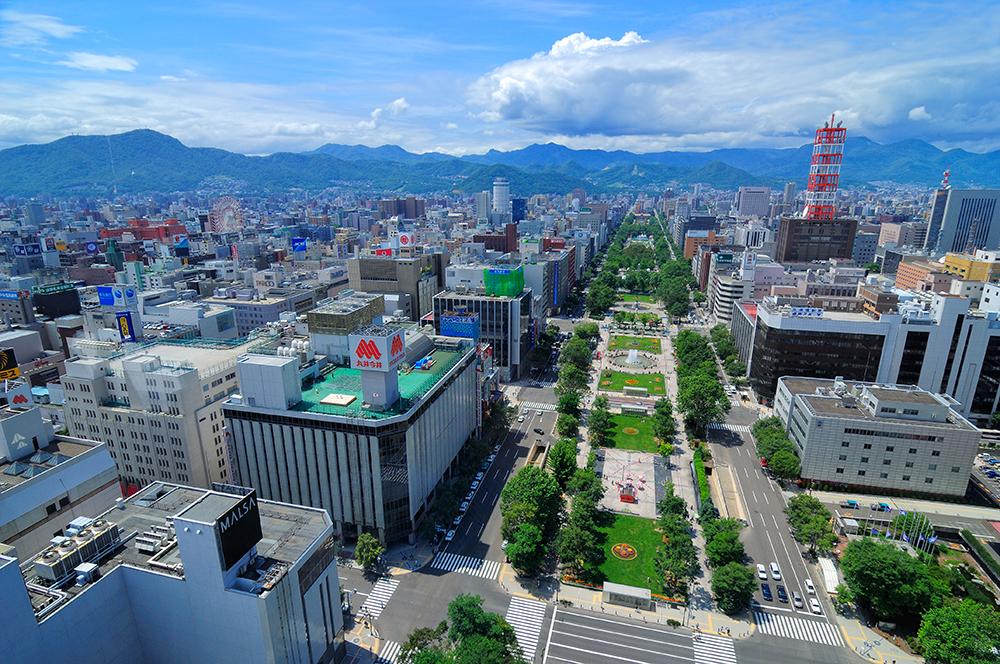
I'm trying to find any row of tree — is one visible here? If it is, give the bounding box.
[399,594,525,664]
[672,330,731,437]
[751,417,801,480]
[708,324,746,378]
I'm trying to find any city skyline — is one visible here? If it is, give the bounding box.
[1,1,998,157]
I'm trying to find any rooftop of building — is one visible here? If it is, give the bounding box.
[0,435,97,492]
[308,291,384,315]
[292,344,472,419]
[69,334,268,379]
[758,296,879,323]
[19,482,329,620]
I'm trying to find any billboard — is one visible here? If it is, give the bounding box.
[32,283,74,295]
[292,238,307,252]
[116,311,137,342]
[0,348,20,381]
[375,248,393,256]
[348,329,406,372]
[97,286,116,306]
[123,287,138,306]
[44,237,56,252]
[398,233,416,246]
[743,252,757,269]
[0,290,25,301]
[172,234,189,249]
[86,241,99,254]
[441,314,481,341]
[55,241,67,251]
[789,307,824,318]
[216,490,263,571]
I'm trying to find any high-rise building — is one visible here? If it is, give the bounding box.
[492,178,510,214]
[783,182,797,205]
[475,191,491,223]
[2,482,344,664]
[736,186,771,218]
[925,188,1000,254]
[347,253,450,321]
[774,216,858,263]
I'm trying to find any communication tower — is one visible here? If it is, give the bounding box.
[802,114,847,220]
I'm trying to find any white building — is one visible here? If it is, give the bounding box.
[736,186,772,218]
[775,377,980,497]
[0,482,344,664]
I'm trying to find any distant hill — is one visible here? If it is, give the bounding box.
[4,129,1000,196]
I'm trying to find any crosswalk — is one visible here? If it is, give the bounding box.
[752,610,844,647]
[708,423,753,435]
[430,551,503,580]
[505,596,547,662]
[518,401,557,412]
[693,632,738,664]
[375,640,400,663]
[360,578,400,619]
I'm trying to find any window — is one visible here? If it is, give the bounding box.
[925,477,934,484]
[885,446,894,452]
[931,450,941,456]
[839,454,847,461]
[909,448,917,454]
[928,464,937,471]
[903,409,918,415]
[59,497,70,508]
[46,504,57,515]
[883,459,891,465]
[861,457,869,463]
[905,461,914,468]
[858,470,866,476]
[879,473,888,479]
[841,442,850,447]
[863,443,872,450]
[902,475,910,481]
[835,468,844,474]
[952,466,961,473]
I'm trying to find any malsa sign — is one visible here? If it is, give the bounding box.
[217,490,263,571]
[348,330,406,372]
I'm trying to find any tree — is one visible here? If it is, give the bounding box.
[556,413,579,438]
[769,450,800,479]
[676,373,730,436]
[668,302,688,318]
[691,291,707,303]
[705,529,745,568]
[784,495,837,554]
[840,538,948,620]
[863,262,881,274]
[500,465,563,539]
[547,438,578,490]
[712,562,757,614]
[448,594,497,641]
[574,322,600,340]
[555,364,589,396]
[500,501,537,542]
[586,283,618,315]
[556,392,581,418]
[917,599,1000,664]
[652,397,677,442]
[557,521,598,572]
[559,337,592,372]
[506,522,545,573]
[989,411,1000,430]
[657,482,688,520]
[356,532,384,572]
[724,358,746,377]
[587,396,614,446]
[399,621,449,664]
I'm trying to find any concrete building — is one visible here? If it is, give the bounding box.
[895,260,955,293]
[736,186,771,218]
[684,229,728,259]
[775,216,858,263]
[0,482,343,664]
[709,274,755,325]
[0,404,121,559]
[493,178,510,214]
[305,291,386,365]
[852,231,879,266]
[347,253,449,322]
[224,332,479,543]
[775,377,980,498]
[942,250,1000,283]
[59,337,266,491]
[201,288,317,336]
[0,289,35,325]
[925,188,1000,254]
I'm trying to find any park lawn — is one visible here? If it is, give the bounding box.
[619,294,656,303]
[608,414,659,453]
[596,513,667,595]
[598,369,666,395]
[608,335,661,354]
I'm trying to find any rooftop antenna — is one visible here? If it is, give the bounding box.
[942,166,951,190]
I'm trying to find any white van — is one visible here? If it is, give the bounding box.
[770,562,781,580]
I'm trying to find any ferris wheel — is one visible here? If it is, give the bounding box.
[211,196,244,234]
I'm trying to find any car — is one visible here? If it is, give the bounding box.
[453,515,462,526]
[517,416,525,423]
[776,585,788,603]
[839,500,859,509]
[470,481,480,491]
[464,492,474,502]
[475,472,484,481]
[805,578,815,595]
[534,428,545,435]
[501,539,509,550]
[761,583,772,601]
[810,597,822,615]
[792,591,803,608]
[770,562,781,580]
[757,564,768,580]
[493,445,501,453]
[523,408,529,415]
[760,458,768,467]
[536,410,543,416]
[487,455,496,463]
[987,472,1000,478]
[459,501,469,513]
[445,529,456,542]
[870,502,891,512]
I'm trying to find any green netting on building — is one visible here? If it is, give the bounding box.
[483,266,524,297]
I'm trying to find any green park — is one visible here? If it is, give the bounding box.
[607,414,659,453]
[619,293,656,303]
[608,335,661,354]
[599,369,666,395]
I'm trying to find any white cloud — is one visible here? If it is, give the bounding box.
[57,53,138,72]
[544,31,645,57]
[0,10,82,47]
[386,97,409,115]
[909,106,932,121]
[357,107,382,130]
[443,122,458,130]
[160,75,186,82]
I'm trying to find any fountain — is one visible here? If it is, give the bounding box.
[627,349,640,365]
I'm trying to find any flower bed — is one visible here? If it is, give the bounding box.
[612,542,638,560]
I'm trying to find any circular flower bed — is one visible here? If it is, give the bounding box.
[622,427,640,435]
[602,381,612,386]
[625,379,639,385]
[612,543,637,560]
[654,377,661,382]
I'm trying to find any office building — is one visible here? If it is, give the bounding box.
[774,216,858,263]
[894,261,955,293]
[1,482,343,664]
[852,231,879,266]
[475,191,491,223]
[736,186,771,218]
[59,336,264,491]
[201,288,317,336]
[942,249,1000,283]
[672,215,718,248]
[347,253,450,321]
[306,291,386,364]
[783,182,797,205]
[926,189,1000,254]
[775,377,979,498]
[684,229,728,259]
[493,178,510,215]
[0,289,35,325]
[0,403,121,559]
[224,330,479,543]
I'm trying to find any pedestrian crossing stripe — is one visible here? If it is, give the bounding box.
[430,552,502,580]
[360,578,400,619]
[518,401,557,411]
[752,610,844,647]
[692,632,737,664]
[708,423,752,434]
[375,640,401,663]
[506,596,547,662]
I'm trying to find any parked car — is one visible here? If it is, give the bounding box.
[776,585,788,603]
[761,583,772,601]
[839,500,859,509]
[810,597,822,615]
[523,408,529,415]
[518,416,525,423]
[756,564,768,580]
[445,530,456,541]
[536,410,543,416]
[459,501,469,513]
[464,492,474,502]
[805,578,816,595]
[470,481,480,491]
[770,562,781,580]
[487,455,496,464]
[452,515,462,526]
[475,472,484,481]
[792,591,803,608]
[493,445,501,453]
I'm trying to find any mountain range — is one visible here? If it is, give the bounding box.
[2,129,999,197]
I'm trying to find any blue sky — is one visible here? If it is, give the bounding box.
[1,1,998,156]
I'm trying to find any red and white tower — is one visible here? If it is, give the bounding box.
[802,114,847,220]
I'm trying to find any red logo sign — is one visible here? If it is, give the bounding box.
[355,339,381,360]
[399,234,409,245]
[390,334,403,356]
[11,393,28,405]
[375,248,392,256]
